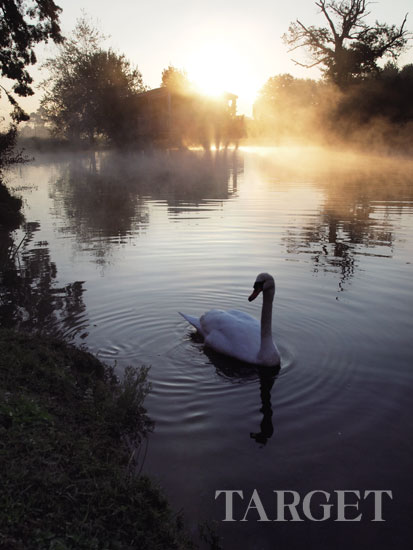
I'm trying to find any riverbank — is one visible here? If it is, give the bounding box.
[0,329,195,550]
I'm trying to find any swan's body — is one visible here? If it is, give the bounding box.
[180,273,280,366]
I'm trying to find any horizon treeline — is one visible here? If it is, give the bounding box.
[6,1,413,153]
[252,63,413,152]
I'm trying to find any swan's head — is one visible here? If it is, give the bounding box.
[248,273,275,302]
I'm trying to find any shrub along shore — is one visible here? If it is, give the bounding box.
[0,329,195,550]
[0,181,23,230]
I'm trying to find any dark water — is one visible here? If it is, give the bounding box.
[2,147,413,549]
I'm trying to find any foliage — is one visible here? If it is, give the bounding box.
[257,74,324,111]
[0,179,23,229]
[41,18,146,145]
[253,65,413,151]
[0,0,63,121]
[254,74,336,142]
[0,125,26,174]
[161,65,191,93]
[198,521,223,550]
[283,0,411,86]
[333,63,413,124]
[0,126,26,229]
[0,329,195,550]
[0,1,59,228]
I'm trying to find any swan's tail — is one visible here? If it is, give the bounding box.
[179,312,203,335]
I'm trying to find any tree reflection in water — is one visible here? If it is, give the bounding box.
[49,153,150,267]
[48,150,242,267]
[0,222,88,338]
[256,149,413,292]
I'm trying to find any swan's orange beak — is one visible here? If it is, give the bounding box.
[248,289,261,302]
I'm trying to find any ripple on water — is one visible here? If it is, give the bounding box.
[166,306,366,452]
[85,280,383,456]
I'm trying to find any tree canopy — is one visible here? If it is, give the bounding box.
[253,62,413,151]
[254,74,333,142]
[161,65,191,93]
[0,0,63,121]
[41,18,146,145]
[283,0,411,86]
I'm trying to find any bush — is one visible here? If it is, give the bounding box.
[0,126,26,230]
[0,330,195,550]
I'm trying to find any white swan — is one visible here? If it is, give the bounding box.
[179,273,280,366]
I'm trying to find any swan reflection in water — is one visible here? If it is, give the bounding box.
[203,346,280,447]
[250,366,279,446]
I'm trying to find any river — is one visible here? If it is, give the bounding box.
[3,146,413,549]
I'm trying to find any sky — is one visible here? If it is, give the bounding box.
[2,0,413,118]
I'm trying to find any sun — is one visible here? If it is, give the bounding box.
[185,41,259,114]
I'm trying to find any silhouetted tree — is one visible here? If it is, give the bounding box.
[0,1,62,226]
[283,0,410,86]
[254,74,333,142]
[0,125,28,229]
[253,62,413,150]
[41,18,146,145]
[161,65,191,93]
[0,0,63,122]
[338,64,412,121]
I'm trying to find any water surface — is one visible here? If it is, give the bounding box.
[3,147,413,549]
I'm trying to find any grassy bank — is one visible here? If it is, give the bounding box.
[0,329,194,550]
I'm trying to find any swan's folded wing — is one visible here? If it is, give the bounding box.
[200,309,258,332]
[226,309,259,323]
[201,310,261,364]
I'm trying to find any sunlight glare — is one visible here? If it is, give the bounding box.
[186,41,259,113]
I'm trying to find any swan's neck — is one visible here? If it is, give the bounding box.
[260,289,274,344]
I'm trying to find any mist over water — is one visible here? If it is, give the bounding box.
[3,147,413,549]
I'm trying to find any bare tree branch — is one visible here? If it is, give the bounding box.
[283,0,411,85]
[316,0,339,42]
